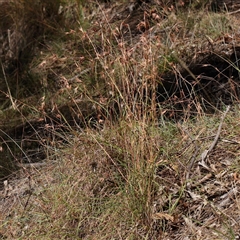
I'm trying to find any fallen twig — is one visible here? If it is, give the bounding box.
[68,68,91,83]
[186,105,230,187]
[199,105,230,165]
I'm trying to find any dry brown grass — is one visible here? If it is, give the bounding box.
[1,109,240,239]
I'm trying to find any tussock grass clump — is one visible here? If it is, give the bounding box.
[2,109,240,239]
[0,120,181,239]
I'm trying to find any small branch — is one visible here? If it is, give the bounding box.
[228,9,240,15]
[68,68,91,83]
[200,105,230,164]
[16,162,47,169]
[186,145,199,186]
[186,106,230,187]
